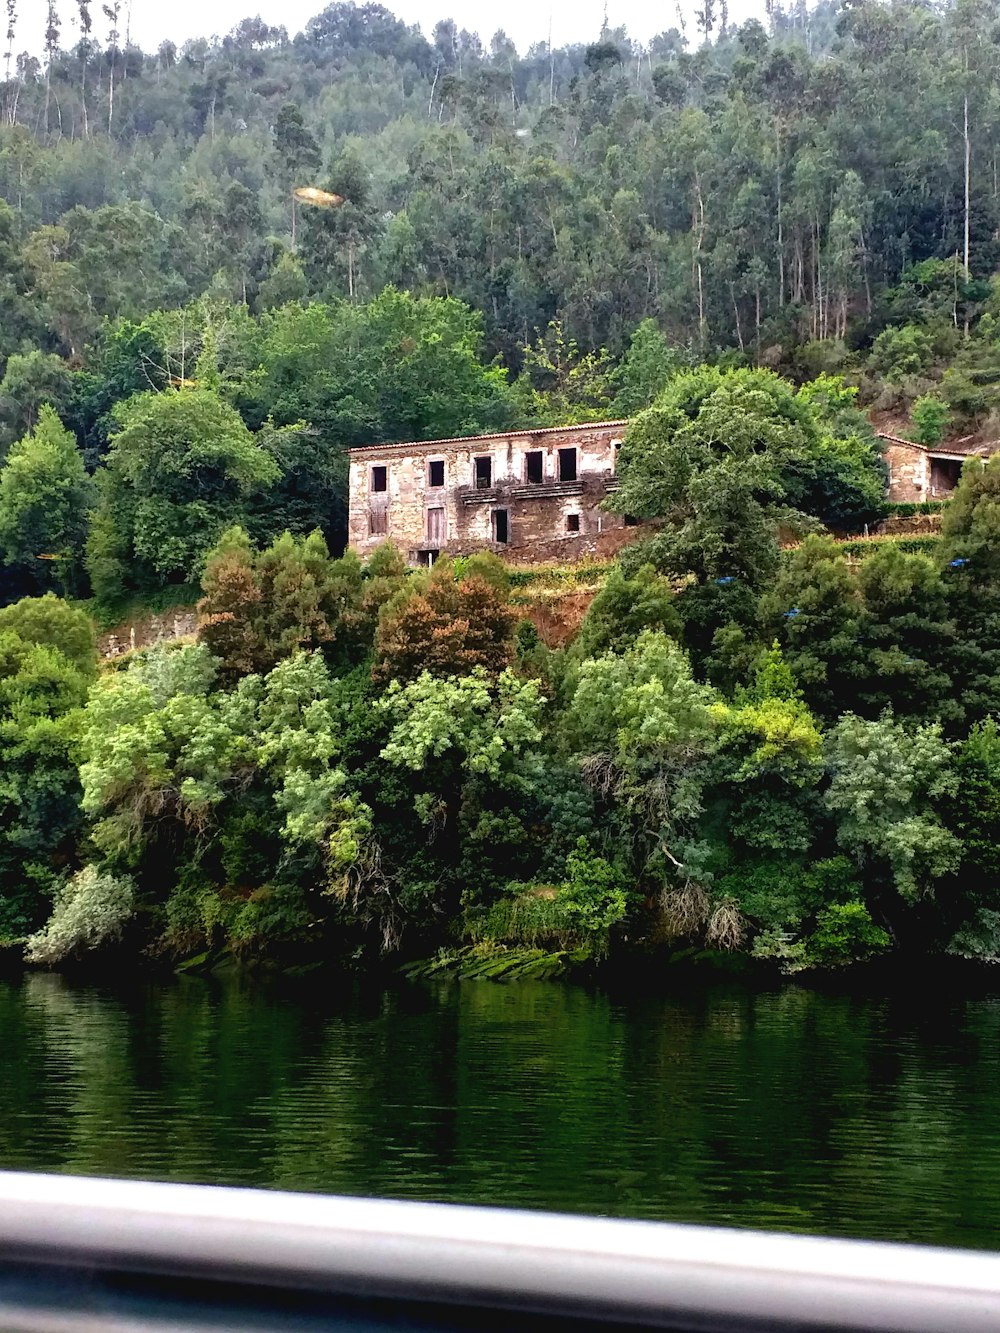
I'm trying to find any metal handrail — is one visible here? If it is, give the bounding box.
[1,1170,999,1331]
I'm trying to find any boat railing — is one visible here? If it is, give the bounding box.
[1,1170,999,1331]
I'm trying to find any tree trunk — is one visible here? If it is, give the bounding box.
[775,121,784,307]
[731,283,744,352]
[80,56,88,137]
[692,169,707,344]
[964,91,971,336]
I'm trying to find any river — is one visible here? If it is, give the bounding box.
[1,970,999,1249]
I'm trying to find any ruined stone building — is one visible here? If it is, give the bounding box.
[878,431,992,502]
[347,420,994,565]
[347,420,630,564]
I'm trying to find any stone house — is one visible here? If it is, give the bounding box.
[347,420,630,564]
[347,421,995,565]
[878,431,992,503]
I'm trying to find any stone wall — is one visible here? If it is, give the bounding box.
[348,421,628,563]
[883,439,930,503]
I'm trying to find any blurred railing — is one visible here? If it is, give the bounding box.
[1,1170,999,1331]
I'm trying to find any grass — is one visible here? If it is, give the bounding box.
[79,583,202,632]
[507,559,613,589]
[834,533,942,559]
[884,500,948,517]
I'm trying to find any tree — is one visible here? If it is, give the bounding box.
[0,406,92,594]
[613,368,836,589]
[0,352,73,453]
[565,630,716,886]
[0,614,93,937]
[518,319,614,424]
[298,148,381,301]
[911,395,950,446]
[855,545,957,725]
[571,563,682,662]
[247,291,522,469]
[273,102,321,197]
[86,389,280,598]
[711,644,824,860]
[825,714,960,933]
[762,535,866,721]
[0,594,97,676]
[198,526,385,680]
[939,453,1000,721]
[378,667,546,809]
[373,560,516,684]
[25,866,135,964]
[609,319,688,417]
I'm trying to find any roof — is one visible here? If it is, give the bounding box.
[877,430,994,457]
[347,419,629,456]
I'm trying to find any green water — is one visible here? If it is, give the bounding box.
[2,971,1000,1249]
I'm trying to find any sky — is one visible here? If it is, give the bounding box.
[30,0,763,57]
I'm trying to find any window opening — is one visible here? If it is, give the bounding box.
[474,456,493,489]
[371,465,387,493]
[566,514,580,533]
[369,508,387,536]
[525,451,544,483]
[493,509,510,544]
[428,459,445,487]
[558,448,577,482]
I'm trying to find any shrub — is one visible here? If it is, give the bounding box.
[868,324,934,383]
[561,839,630,942]
[911,395,950,446]
[467,887,571,949]
[799,901,891,969]
[25,866,135,966]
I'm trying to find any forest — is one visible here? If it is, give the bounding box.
[3,0,1000,975]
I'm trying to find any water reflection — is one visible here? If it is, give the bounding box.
[1,972,999,1248]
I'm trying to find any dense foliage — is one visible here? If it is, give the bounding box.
[4,436,1000,975]
[5,0,1000,976]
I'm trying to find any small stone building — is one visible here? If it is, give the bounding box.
[347,420,629,564]
[879,431,992,503]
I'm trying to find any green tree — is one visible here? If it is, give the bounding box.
[571,563,682,662]
[614,367,819,588]
[609,319,687,416]
[762,535,866,721]
[25,866,135,964]
[86,389,279,599]
[0,406,92,594]
[0,594,97,676]
[0,618,92,937]
[566,630,716,885]
[0,351,73,453]
[911,395,950,446]
[855,545,957,725]
[825,714,960,935]
[273,102,321,195]
[939,453,1000,721]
